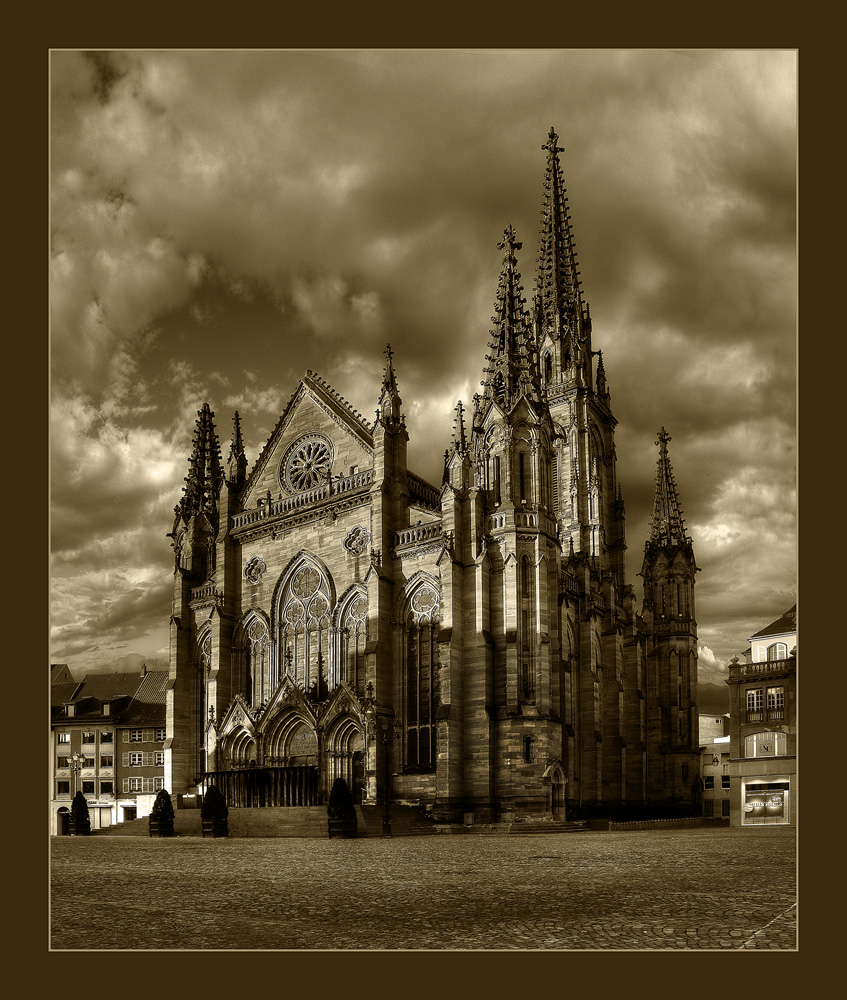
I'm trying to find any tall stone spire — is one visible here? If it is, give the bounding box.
[648,428,689,546]
[481,226,537,410]
[179,403,224,519]
[536,126,585,337]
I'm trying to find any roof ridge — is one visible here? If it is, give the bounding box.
[305,370,374,433]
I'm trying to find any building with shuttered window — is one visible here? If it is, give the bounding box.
[726,606,797,827]
[50,665,167,834]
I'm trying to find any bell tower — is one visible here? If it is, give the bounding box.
[640,427,700,808]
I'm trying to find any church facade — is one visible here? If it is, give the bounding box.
[166,129,700,823]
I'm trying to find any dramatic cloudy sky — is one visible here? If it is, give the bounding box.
[50,49,797,713]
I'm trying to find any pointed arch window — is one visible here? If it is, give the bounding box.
[279,563,333,695]
[404,584,440,771]
[339,592,368,696]
[245,618,269,707]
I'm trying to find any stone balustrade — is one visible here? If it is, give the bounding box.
[394,522,443,548]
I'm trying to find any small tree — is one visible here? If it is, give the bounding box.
[70,790,90,836]
[149,789,175,837]
[201,784,228,838]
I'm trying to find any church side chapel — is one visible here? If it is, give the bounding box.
[166,128,701,824]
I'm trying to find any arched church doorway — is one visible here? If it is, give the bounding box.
[326,718,364,804]
[552,772,565,820]
[543,761,567,821]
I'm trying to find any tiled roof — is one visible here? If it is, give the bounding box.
[750,604,797,641]
[122,670,168,726]
[51,680,81,709]
[51,670,167,726]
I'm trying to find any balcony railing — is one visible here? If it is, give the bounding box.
[394,522,443,548]
[231,468,375,531]
[732,656,795,678]
[745,708,785,724]
[201,765,319,808]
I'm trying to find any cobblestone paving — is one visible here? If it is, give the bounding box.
[50,827,796,950]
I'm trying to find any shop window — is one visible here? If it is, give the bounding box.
[704,776,714,790]
[82,781,95,794]
[57,781,70,795]
[743,731,787,758]
[721,775,730,789]
[57,732,70,744]
[100,731,114,744]
[743,781,789,824]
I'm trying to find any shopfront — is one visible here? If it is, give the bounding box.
[741,780,790,826]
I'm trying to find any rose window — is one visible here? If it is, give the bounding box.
[411,585,439,621]
[281,435,333,493]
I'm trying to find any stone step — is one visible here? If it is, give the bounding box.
[93,804,440,838]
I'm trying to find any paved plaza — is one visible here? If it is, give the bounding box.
[50,826,796,950]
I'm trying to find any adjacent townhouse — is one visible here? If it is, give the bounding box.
[725,606,797,828]
[50,664,168,835]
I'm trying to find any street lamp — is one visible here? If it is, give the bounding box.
[68,750,86,799]
[380,718,401,838]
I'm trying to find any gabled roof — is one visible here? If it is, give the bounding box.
[51,670,166,726]
[241,373,375,506]
[51,663,74,684]
[121,670,168,726]
[750,604,797,641]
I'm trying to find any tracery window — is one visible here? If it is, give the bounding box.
[245,618,269,707]
[404,584,440,770]
[280,564,332,695]
[339,592,368,695]
[280,434,334,493]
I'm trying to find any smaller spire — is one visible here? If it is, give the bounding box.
[227,410,247,485]
[377,343,403,429]
[452,400,468,454]
[179,403,224,519]
[595,350,607,395]
[648,427,689,545]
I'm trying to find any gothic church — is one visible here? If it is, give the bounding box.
[167,128,700,823]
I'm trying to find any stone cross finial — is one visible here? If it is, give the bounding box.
[542,126,563,155]
[498,225,522,261]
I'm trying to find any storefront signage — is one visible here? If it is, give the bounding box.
[744,790,784,817]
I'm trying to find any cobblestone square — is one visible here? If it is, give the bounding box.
[50,826,796,950]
